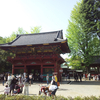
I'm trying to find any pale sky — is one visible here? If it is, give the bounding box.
[0,0,80,38]
[0,0,80,59]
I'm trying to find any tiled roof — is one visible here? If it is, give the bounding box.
[91,56,100,64]
[0,30,67,47]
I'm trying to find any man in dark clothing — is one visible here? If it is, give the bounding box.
[79,73,82,82]
[2,73,5,86]
[10,77,17,96]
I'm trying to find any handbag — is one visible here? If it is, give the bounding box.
[57,82,60,86]
[4,76,6,81]
[51,80,55,85]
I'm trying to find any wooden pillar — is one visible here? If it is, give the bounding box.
[54,62,57,72]
[97,66,99,74]
[58,64,61,82]
[41,63,43,74]
[24,64,26,72]
[12,64,14,74]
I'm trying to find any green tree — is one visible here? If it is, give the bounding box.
[5,26,41,43]
[66,0,100,73]
[0,36,6,44]
[31,26,41,33]
[0,26,41,73]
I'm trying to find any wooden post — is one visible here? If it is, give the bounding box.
[54,62,57,72]
[24,64,26,72]
[12,64,14,74]
[41,63,43,74]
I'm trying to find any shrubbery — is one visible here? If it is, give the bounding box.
[0,95,100,100]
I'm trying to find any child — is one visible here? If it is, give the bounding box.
[4,84,10,95]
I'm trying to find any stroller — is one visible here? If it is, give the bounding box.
[14,84,22,94]
[39,85,52,96]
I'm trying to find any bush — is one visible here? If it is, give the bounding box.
[0,94,100,100]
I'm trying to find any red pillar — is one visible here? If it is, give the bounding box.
[24,64,26,72]
[41,63,43,74]
[12,64,14,74]
[54,62,57,72]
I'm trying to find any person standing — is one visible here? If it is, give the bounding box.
[88,73,91,80]
[29,73,33,84]
[18,75,24,92]
[2,73,5,86]
[83,73,86,81]
[10,76,16,96]
[23,72,26,78]
[46,74,49,85]
[79,73,82,82]
[52,74,55,80]
[40,74,43,82]
[7,73,12,87]
[24,74,31,95]
[4,84,10,95]
[67,73,70,82]
[54,74,57,86]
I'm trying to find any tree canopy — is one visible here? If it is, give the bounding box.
[66,0,100,72]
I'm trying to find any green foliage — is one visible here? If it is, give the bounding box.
[3,26,41,43]
[0,36,6,44]
[31,26,41,33]
[0,26,41,73]
[0,95,100,100]
[66,0,100,72]
[0,49,12,73]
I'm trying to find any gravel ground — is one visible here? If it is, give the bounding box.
[0,81,100,98]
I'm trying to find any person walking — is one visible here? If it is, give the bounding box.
[46,74,49,85]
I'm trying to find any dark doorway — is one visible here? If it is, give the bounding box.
[26,65,41,82]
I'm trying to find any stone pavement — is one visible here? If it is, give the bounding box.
[0,81,100,98]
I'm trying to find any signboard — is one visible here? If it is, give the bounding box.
[59,69,63,73]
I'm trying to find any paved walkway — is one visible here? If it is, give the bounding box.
[0,81,100,98]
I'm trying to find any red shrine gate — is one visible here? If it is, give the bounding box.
[8,53,64,81]
[0,30,70,81]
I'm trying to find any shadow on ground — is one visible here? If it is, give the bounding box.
[58,88,68,91]
[60,81,100,85]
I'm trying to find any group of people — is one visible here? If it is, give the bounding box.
[39,73,58,98]
[4,73,24,96]
[86,73,100,81]
[3,73,32,96]
[74,73,100,81]
[74,73,82,82]
[1,72,59,98]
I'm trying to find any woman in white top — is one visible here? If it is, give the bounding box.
[7,74,12,86]
[18,75,24,92]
